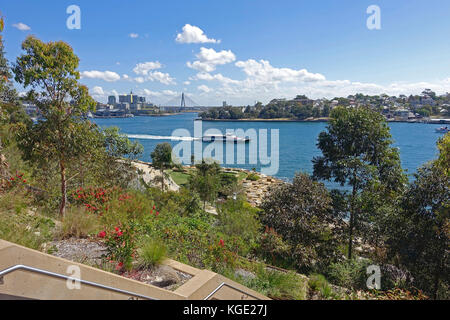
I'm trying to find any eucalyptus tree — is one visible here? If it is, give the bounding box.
[189,160,221,210]
[387,135,449,299]
[13,36,95,216]
[151,142,174,190]
[313,106,405,259]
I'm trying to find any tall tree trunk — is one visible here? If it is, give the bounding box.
[59,159,67,217]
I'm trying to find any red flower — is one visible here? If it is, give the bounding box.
[117,231,123,237]
[98,231,106,238]
[10,177,14,181]
[155,211,159,217]
[115,262,123,270]
[219,239,224,247]
[150,210,153,215]
[153,205,156,210]
[22,179,27,183]
[115,227,120,232]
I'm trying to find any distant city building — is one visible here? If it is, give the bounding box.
[108,95,116,105]
[223,101,227,107]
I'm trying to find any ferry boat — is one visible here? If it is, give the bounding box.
[435,126,450,133]
[202,133,250,143]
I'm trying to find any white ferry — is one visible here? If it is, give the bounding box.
[202,133,250,143]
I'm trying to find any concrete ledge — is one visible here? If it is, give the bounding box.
[0,240,269,300]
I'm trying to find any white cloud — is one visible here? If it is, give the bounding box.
[129,33,139,38]
[183,81,191,85]
[187,47,236,72]
[176,24,220,44]
[235,59,326,84]
[185,56,450,106]
[12,22,31,31]
[198,85,211,93]
[81,70,121,82]
[131,61,175,85]
[191,72,239,85]
[133,61,162,75]
[146,71,176,85]
[91,86,104,96]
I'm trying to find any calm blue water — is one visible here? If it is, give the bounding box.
[93,113,443,182]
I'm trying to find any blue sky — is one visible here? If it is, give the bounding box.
[2,0,450,105]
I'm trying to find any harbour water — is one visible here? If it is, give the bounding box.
[93,112,443,182]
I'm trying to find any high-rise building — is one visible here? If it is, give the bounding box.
[108,95,116,105]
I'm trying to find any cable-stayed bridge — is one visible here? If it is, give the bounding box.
[160,93,209,111]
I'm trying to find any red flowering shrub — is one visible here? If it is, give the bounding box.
[205,238,237,272]
[102,223,136,271]
[2,171,27,191]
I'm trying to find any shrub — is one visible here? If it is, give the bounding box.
[137,238,167,268]
[103,223,136,271]
[258,226,292,268]
[242,265,308,300]
[246,173,260,181]
[327,259,372,290]
[260,173,342,273]
[0,190,55,250]
[308,274,338,299]
[59,207,100,239]
[217,200,261,256]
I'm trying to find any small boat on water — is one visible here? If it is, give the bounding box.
[202,133,250,143]
[435,126,450,133]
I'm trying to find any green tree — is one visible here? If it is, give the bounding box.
[260,173,344,272]
[387,136,449,299]
[13,36,95,216]
[151,142,173,190]
[313,106,405,259]
[189,160,221,210]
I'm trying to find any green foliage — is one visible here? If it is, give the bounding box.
[239,265,308,300]
[0,189,55,250]
[217,199,262,256]
[151,142,174,189]
[313,106,406,259]
[436,132,450,176]
[327,259,372,290]
[260,172,343,272]
[246,173,260,181]
[103,223,136,271]
[387,159,449,299]
[13,36,96,216]
[188,160,221,209]
[102,126,143,159]
[258,227,292,268]
[308,274,339,299]
[137,238,167,268]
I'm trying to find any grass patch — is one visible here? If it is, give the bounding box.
[0,190,55,250]
[231,264,308,300]
[308,274,340,299]
[137,238,167,268]
[58,207,101,239]
[167,169,191,186]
